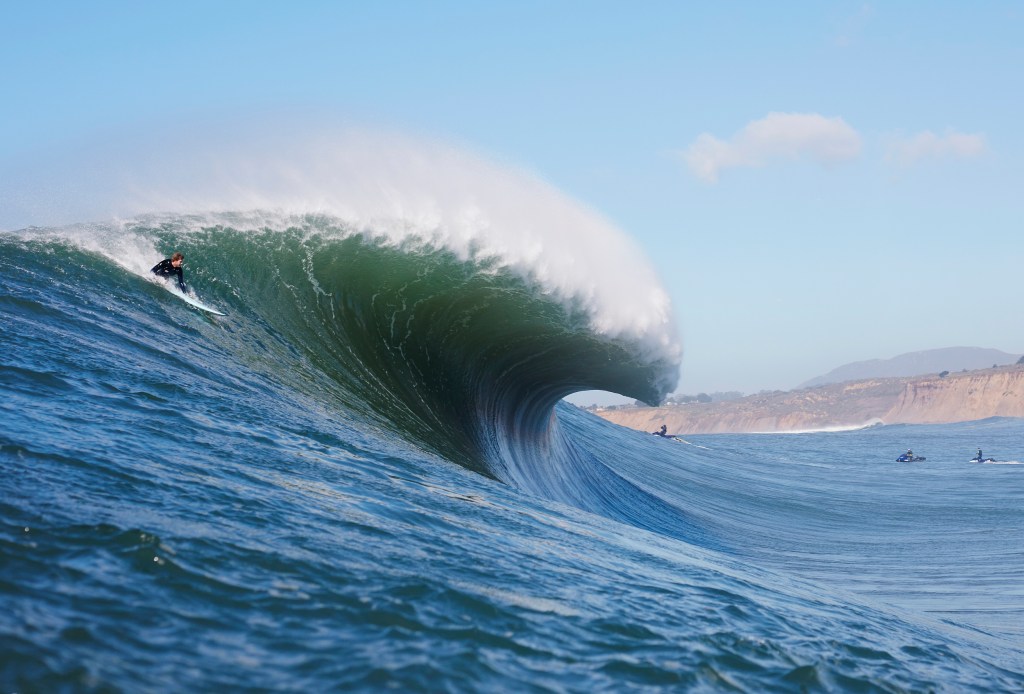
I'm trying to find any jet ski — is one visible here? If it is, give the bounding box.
[969,457,996,463]
[896,454,926,462]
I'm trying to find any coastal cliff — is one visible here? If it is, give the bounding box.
[594,365,1024,435]
[885,367,1024,424]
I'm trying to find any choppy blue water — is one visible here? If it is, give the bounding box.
[2,221,1023,692]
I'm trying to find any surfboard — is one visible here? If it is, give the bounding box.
[164,284,226,316]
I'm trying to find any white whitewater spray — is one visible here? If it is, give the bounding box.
[4,125,681,370]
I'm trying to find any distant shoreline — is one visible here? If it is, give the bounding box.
[593,364,1024,435]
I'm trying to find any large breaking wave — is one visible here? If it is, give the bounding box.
[4,129,687,530]
[7,212,682,532]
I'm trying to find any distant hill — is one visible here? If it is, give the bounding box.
[799,347,1022,389]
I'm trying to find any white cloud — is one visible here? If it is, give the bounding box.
[885,129,987,167]
[683,112,862,183]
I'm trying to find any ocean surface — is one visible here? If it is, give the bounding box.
[2,217,1023,692]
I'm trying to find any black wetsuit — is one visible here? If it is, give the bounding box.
[151,259,186,293]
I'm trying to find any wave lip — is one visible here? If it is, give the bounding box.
[4,128,682,373]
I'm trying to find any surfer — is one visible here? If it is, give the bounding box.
[654,424,669,437]
[152,252,187,293]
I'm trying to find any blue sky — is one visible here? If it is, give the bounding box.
[4,2,1023,398]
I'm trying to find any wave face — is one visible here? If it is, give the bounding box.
[3,214,1024,691]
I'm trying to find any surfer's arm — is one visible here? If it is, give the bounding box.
[176,268,187,293]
